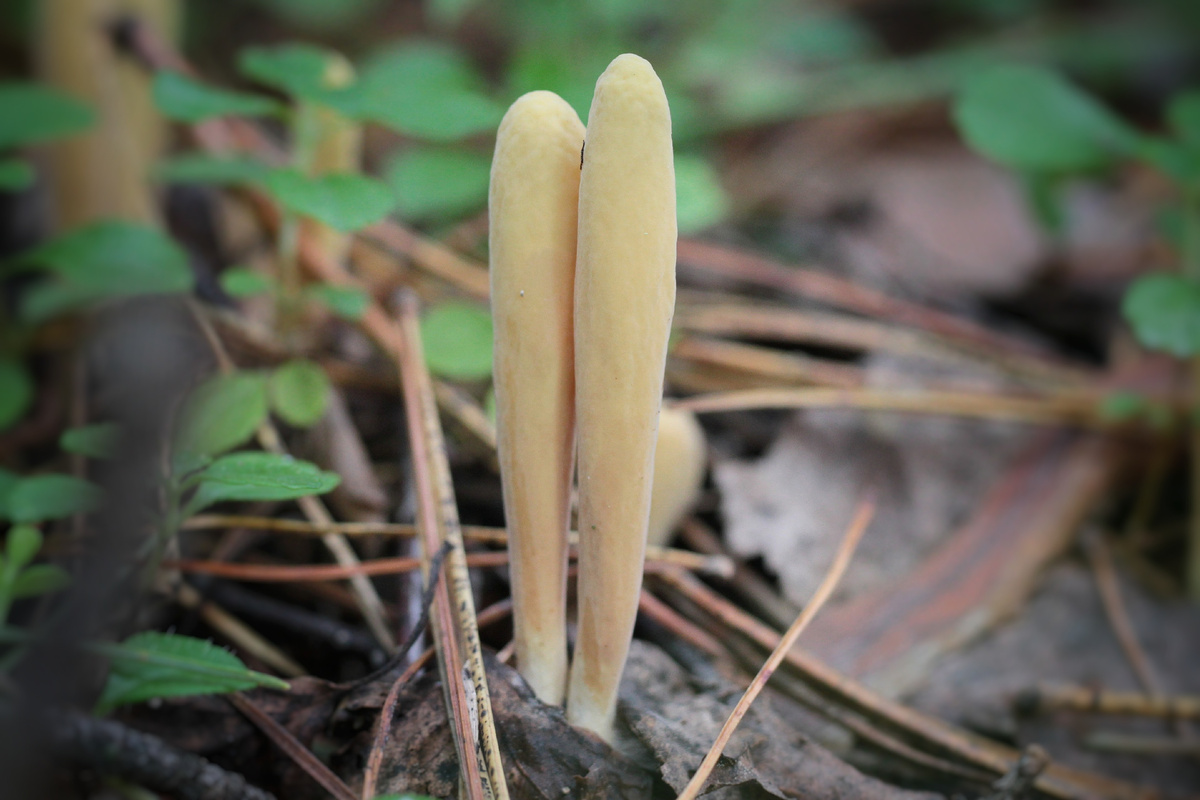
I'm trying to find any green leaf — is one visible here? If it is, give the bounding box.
[0,83,94,149]
[0,469,18,519]
[220,267,276,298]
[674,154,730,234]
[385,147,491,221]
[0,358,33,432]
[6,475,103,524]
[152,72,283,123]
[248,0,383,31]
[96,631,289,714]
[420,302,492,380]
[953,64,1140,173]
[6,524,42,570]
[0,158,34,191]
[269,359,329,427]
[10,563,70,599]
[326,42,504,141]
[1122,273,1200,358]
[155,154,272,186]
[483,386,495,426]
[13,221,194,321]
[1168,90,1200,148]
[185,452,340,516]
[173,372,269,472]
[60,423,120,459]
[238,43,342,102]
[305,284,369,320]
[1098,391,1146,423]
[1138,137,1200,185]
[264,168,396,232]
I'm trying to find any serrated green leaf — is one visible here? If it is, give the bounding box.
[60,423,120,459]
[173,372,270,472]
[12,221,194,321]
[420,302,492,380]
[269,359,329,427]
[675,154,730,234]
[264,168,396,232]
[239,43,342,102]
[305,284,368,320]
[220,267,276,298]
[326,42,504,141]
[96,631,289,714]
[0,158,34,191]
[953,64,1140,173]
[185,452,340,516]
[6,475,102,524]
[1121,273,1200,358]
[0,358,33,432]
[385,147,491,220]
[156,154,272,186]
[152,72,283,123]
[10,563,70,599]
[6,524,42,570]
[0,83,94,149]
[1168,90,1200,148]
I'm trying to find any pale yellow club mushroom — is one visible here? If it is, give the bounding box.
[647,407,707,549]
[567,53,676,742]
[490,91,585,705]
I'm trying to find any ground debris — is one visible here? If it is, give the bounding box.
[333,653,654,798]
[618,640,942,800]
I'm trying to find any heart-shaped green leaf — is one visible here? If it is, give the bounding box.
[385,147,491,220]
[5,475,103,524]
[1122,273,1200,358]
[269,359,330,427]
[264,168,396,232]
[954,65,1140,173]
[0,83,94,149]
[60,423,120,459]
[219,267,276,298]
[156,154,272,186]
[675,154,730,234]
[420,302,493,380]
[0,358,32,433]
[305,284,369,320]
[325,42,504,141]
[12,221,194,321]
[173,372,270,473]
[239,43,343,102]
[0,158,34,191]
[152,72,283,122]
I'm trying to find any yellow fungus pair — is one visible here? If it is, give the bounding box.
[489,53,680,742]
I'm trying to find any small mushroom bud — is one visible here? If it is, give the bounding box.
[567,54,676,742]
[646,407,707,549]
[490,91,585,705]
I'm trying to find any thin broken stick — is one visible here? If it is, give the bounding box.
[676,494,876,800]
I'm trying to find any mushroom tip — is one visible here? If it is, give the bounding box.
[500,91,584,136]
[607,52,654,72]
